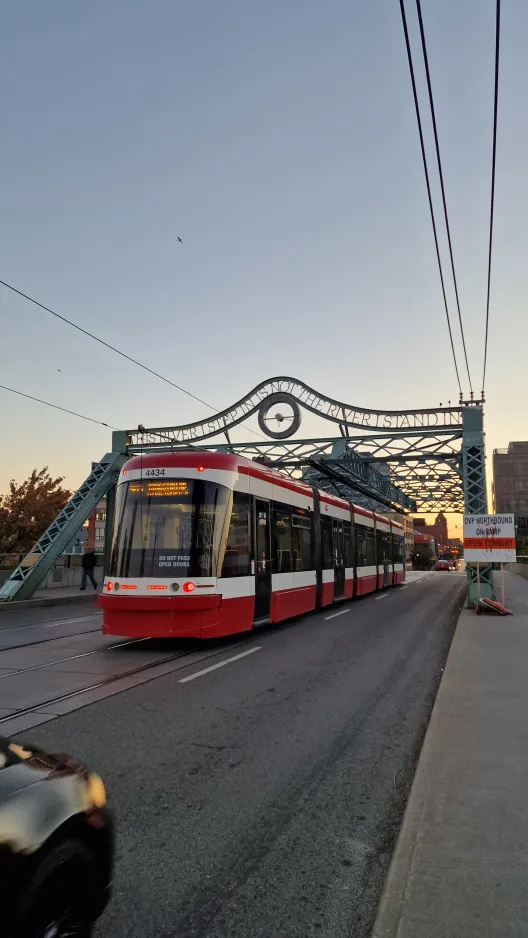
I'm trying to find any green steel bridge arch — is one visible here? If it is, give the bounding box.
[0,377,490,605]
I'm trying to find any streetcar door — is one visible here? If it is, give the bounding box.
[254,499,272,620]
[383,535,390,587]
[333,520,345,600]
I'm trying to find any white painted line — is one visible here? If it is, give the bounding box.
[324,608,351,620]
[375,594,388,601]
[46,614,101,628]
[178,646,262,684]
[399,586,408,591]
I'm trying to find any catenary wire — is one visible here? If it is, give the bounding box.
[398,0,462,395]
[0,383,118,430]
[0,278,267,440]
[414,0,473,395]
[482,0,501,397]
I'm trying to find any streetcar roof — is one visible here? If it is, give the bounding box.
[121,451,401,524]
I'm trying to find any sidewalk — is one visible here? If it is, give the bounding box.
[0,584,101,613]
[373,570,528,938]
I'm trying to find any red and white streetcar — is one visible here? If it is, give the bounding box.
[99,451,405,638]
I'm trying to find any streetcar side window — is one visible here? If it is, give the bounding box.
[375,530,382,565]
[356,524,375,567]
[321,519,333,569]
[392,535,403,565]
[344,521,354,568]
[366,529,375,565]
[355,525,365,567]
[376,530,391,565]
[291,510,313,571]
[272,505,292,574]
[220,492,251,578]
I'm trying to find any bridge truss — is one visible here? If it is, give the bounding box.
[0,377,490,603]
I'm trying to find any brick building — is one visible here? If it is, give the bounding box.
[493,442,528,535]
[412,512,448,552]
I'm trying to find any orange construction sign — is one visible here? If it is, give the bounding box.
[463,514,517,563]
[464,537,516,551]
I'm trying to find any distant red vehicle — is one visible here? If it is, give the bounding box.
[435,559,451,571]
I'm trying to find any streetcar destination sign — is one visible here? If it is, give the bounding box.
[463,514,516,563]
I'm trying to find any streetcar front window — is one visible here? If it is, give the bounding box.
[109,479,231,578]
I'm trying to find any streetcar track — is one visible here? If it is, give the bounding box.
[0,612,101,632]
[0,636,257,725]
[0,583,424,728]
[0,626,104,654]
[0,636,154,679]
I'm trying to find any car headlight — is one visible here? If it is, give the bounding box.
[86,772,107,808]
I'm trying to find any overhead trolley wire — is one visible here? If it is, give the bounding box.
[398,0,463,396]
[0,383,118,429]
[482,0,501,397]
[414,0,473,395]
[0,278,267,439]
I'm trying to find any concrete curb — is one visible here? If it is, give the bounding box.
[0,593,100,614]
[371,604,471,938]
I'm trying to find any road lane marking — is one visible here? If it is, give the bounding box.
[324,608,351,620]
[399,586,408,590]
[178,646,262,683]
[375,594,388,600]
[46,614,101,628]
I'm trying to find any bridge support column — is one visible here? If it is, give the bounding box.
[462,406,493,605]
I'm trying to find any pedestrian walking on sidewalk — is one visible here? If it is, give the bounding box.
[80,548,98,591]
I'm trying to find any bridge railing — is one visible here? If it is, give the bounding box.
[507,557,528,580]
[0,553,104,590]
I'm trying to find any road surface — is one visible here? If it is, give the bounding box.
[14,572,465,937]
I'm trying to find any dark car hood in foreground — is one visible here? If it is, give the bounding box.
[0,737,107,854]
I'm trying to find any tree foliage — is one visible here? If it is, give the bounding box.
[0,468,72,555]
[412,544,434,570]
[516,535,528,556]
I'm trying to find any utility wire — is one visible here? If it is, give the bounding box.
[414,0,473,395]
[0,383,118,429]
[398,0,462,395]
[482,0,501,397]
[0,279,267,440]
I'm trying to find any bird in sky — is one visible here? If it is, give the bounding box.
[178,237,183,243]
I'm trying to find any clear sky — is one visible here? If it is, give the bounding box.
[1,1,526,537]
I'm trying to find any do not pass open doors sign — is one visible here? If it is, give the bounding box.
[464,514,516,563]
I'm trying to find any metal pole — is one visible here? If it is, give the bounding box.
[476,562,480,612]
[500,562,505,607]
[462,406,493,604]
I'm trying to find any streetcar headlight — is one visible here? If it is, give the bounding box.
[113,582,120,591]
[183,582,196,593]
[106,582,114,592]
[171,582,180,592]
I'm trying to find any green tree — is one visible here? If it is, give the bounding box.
[0,468,72,555]
[413,544,434,570]
[516,535,528,556]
